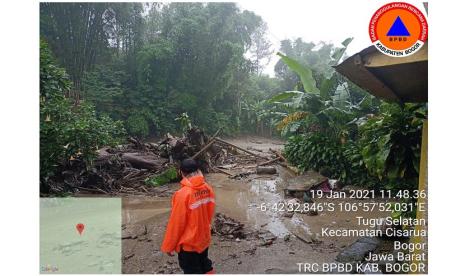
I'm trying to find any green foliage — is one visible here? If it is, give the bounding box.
[270,39,370,142]
[284,134,347,180]
[359,103,425,191]
[330,37,354,66]
[40,41,71,99]
[283,102,425,192]
[41,2,274,137]
[276,52,318,94]
[126,113,149,138]
[175,112,193,133]
[196,108,238,136]
[82,65,127,116]
[284,133,386,189]
[40,2,125,93]
[276,40,424,192]
[40,40,126,184]
[268,91,304,104]
[342,141,381,188]
[145,167,179,186]
[241,77,285,136]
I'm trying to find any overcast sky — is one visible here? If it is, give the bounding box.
[237,0,427,76]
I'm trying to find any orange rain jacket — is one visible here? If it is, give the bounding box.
[161,172,215,253]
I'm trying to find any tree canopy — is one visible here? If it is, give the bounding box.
[41,2,275,137]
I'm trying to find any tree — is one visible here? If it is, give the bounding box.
[40,39,125,192]
[274,38,345,90]
[40,3,114,100]
[249,20,274,74]
[41,2,278,138]
[40,3,145,100]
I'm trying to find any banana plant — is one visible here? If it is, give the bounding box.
[269,37,353,104]
[268,38,359,138]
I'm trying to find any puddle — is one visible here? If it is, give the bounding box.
[121,165,390,246]
[122,197,171,225]
[208,167,299,238]
[244,178,289,237]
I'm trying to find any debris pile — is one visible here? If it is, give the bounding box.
[44,127,287,196]
[211,213,246,239]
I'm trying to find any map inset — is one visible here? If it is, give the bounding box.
[40,198,121,274]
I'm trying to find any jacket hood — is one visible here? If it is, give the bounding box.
[180,173,206,190]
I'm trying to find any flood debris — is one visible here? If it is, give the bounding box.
[257,230,277,246]
[212,213,246,239]
[212,213,279,248]
[290,224,320,244]
[123,253,135,260]
[283,172,344,197]
[45,126,288,196]
[287,214,321,244]
[256,166,277,174]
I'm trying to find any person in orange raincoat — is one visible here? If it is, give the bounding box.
[161,158,216,274]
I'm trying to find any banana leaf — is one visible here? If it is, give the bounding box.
[277,52,319,94]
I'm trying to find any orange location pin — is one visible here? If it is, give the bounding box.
[76,223,85,235]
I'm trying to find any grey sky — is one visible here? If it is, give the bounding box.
[237,0,427,76]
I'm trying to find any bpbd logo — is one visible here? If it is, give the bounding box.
[369,2,428,57]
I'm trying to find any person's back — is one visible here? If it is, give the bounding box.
[161,159,215,274]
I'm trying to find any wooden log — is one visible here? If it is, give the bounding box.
[128,136,146,150]
[95,147,113,165]
[192,139,216,159]
[122,152,165,170]
[77,186,108,194]
[270,149,287,162]
[256,166,277,174]
[191,128,222,159]
[210,128,222,140]
[215,138,268,160]
[212,167,235,176]
[270,149,292,169]
[257,156,282,167]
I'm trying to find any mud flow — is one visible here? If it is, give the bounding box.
[121,138,394,274]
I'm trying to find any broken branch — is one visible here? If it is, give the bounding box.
[215,138,268,160]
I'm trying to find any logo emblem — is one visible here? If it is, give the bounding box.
[369,2,428,57]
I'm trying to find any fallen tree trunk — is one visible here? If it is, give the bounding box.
[212,167,235,176]
[215,138,268,160]
[256,166,277,174]
[257,156,282,167]
[128,137,146,150]
[95,147,113,166]
[122,152,166,170]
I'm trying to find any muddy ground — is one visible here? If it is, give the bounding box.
[120,137,394,274]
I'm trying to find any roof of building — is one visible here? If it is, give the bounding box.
[334,41,428,103]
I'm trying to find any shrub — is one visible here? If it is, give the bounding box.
[284,133,347,180]
[284,103,425,192]
[126,113,150,138]
[342,141,382,188]
[145,167,179,186]
[40,39,126,186]
[359,103,425,191]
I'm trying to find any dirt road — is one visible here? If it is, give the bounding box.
[121,136,393,274]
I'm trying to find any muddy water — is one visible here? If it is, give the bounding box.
[210,169,392,240]
[210,167,296,238]
[122,197,171,225]
[122,168,338,274]
[122,168,393,273]
[121,137,394,273]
